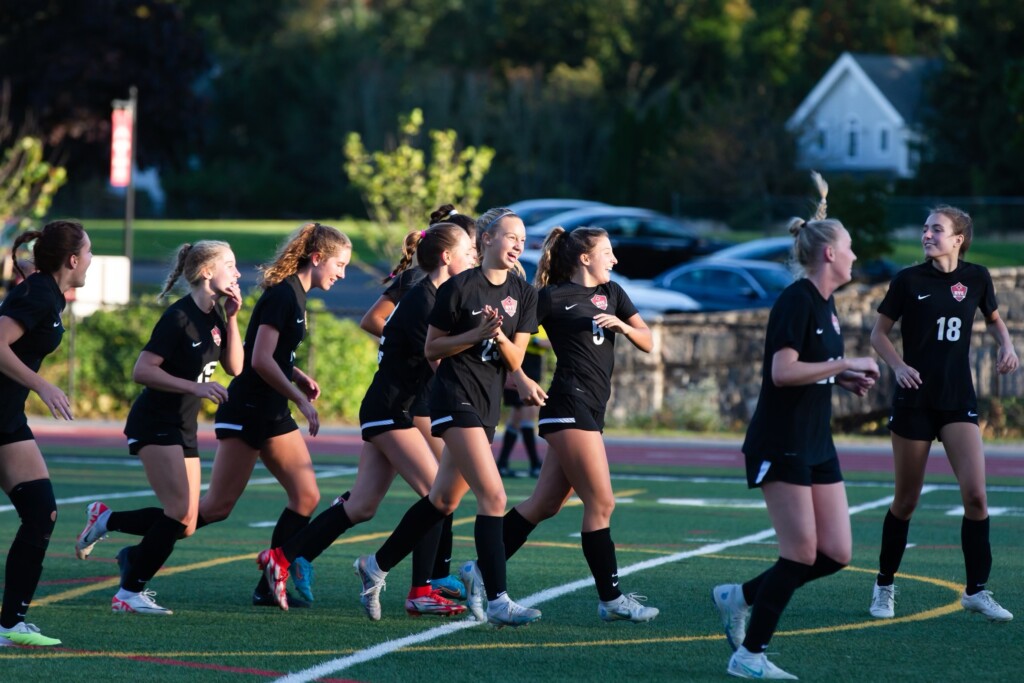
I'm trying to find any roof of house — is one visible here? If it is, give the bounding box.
[787,52,940,130]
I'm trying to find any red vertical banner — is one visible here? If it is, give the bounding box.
[110,107,133,187]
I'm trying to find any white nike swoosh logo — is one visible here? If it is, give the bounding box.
[816,328,824,335]
[968,411,978,417]
[192,341,202,347]
[53,321,61,327]
[296,318,305,323]
[565,304,578,310]
[472,309,484,315]
[918,294,931,300]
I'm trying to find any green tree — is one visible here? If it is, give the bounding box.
[344,108,494,265]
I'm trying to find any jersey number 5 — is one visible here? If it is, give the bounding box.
[591,320,605,346]
[936,316,962,342]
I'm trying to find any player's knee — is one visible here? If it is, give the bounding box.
[890,495,919,519]
[344,498,378,524]
[11,479,57,550]
[962,490,987,517]
[292,489,320,516]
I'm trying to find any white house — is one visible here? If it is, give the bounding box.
[786,52,938,178]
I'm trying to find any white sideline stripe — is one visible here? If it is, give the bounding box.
[0,469,358,514]
[273,487,933,683]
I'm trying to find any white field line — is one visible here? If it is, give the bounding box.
[272,487,935,683]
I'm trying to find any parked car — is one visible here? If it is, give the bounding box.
[650,258,794,312]
[507,198,609,227]
[702,236,899,284]
[524,206,730,279]
[517,250,700,317]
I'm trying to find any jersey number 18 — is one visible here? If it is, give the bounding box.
[936,316,962,342]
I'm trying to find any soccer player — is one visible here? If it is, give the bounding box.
[195,223,350,608]
[868,205,1018,622]
[75,241,243,615]
[0,220,92,646]
[482,226,660,623]
[257,222,476,614]
[712,174,880,679]
[353,207,546,628]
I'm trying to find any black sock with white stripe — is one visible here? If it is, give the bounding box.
[582,528,621,602]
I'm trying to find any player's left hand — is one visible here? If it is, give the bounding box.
[222,284,243,317]
[516,376,548,406]
[592,313,629,335]
[837,369,876,397]
[997,345,1019,375]
[293,369,321,401]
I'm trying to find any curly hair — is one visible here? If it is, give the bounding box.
[259,222,351,288]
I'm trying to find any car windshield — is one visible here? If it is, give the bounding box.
[748,266,793,292]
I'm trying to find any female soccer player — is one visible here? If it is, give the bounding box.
[711,174,880,679]
[353,207,546,627]
[479,226,659,623]
[868,205,1018,622]
[258,222,476,612]
[74,241,243,615]
[196,222,350,608]
[0,220,92,646]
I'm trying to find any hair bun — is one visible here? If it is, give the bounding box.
[788,218,806,237]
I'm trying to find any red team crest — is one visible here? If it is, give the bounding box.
[591,294,608,310]
[211,327,221,346]
[951,282,967,302]
[501,296,518,317]
[831,313,841,335]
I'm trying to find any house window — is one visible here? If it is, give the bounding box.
[846,118,860,159]
[879,128,889,153]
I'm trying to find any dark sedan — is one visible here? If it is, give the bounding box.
[651,259,794,311]
[524,206,730,279]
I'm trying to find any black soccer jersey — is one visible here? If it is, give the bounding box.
[361,278,438,419]
[428,268,538,427]
[124,296,228,443]
[223,275,307,413]
[382,267,427,304]
[742,278,845,465]
[0,272,66,432]
[878,261,997,410]
[538,280,638,410]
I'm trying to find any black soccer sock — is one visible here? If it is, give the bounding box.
[1,480,55,629]
[800,551,847,586]
[376,496,446,573]
[497,426,518,468]
[430,514,455,580]
[122,514,187,593]
[581,527,622,602]
[282,502,354,563]
[742,557,812,653]
[106,507,165,536]
[256,507,310,593]
[741,568,771,605]
[475,515,507,601]
[503,507,537,560]
[411,515,445,588]
[520,423,541,469]
[877,509,910,586]
[962,516,992,596]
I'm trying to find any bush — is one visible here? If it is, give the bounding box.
[35,292,378,424]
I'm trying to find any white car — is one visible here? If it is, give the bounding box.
[507,198,609,227]
[517,250,700,316]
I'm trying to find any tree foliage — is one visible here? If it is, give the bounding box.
[343,108,494,264]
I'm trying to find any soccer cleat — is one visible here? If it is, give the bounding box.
[111,589,173,615]
[75,501,110,559]
[291,556,315,603]
[429,574,467,601]
[405,588,468,617]
[486,599,542,628]
[869,582,896,619]
[727,646,798,680]
[256,548,290,611]
[253,589,310,608]
[354,555,387,621]
[598,592,659,622]
[0,622,62,647]
[961,590,1013,621]
[459,560,486,622]
[713,584,751,651]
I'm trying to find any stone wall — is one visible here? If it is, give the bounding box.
[608,267,1024,428]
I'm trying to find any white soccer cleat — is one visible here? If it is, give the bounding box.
[713,584,751,651]
[111,589,173,615]
[486,599,541,628]
[75,501,110,560]
[598,592,659,622]
[459,560,486,622]
[727,646,798,680]
[961,590,1013,621]
[869,582,896,619]
[354,555,387,621]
